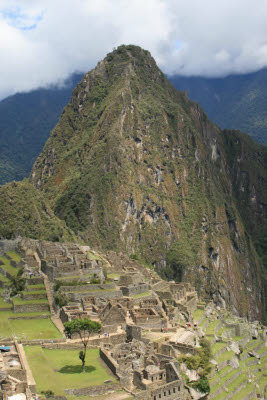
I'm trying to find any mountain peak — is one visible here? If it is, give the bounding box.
[3,45,265,321]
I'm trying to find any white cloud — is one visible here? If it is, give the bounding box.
[1,0,267,99]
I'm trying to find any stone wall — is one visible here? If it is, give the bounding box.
[100,345,118,375]
[6,368,27,382]
[0,265,14,281]
[60,283,115,293]
[13,302,49,313]
[0,239,20,252]
[9,315,49,320]
[156,291,173,301]
[22,292,47,301]
[25,277,43,285]
[120,283,150,297]
[65,382,121,396]
[126,325,142,341]
[43,333,126,349]
[152,380,184,400]
[68,290,123,302]
[169,342,197,356]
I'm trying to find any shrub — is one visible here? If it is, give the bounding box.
[41,390,54,398]
[55,293,68,307]
[192,377,210,393]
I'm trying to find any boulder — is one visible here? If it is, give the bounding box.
[180,363,200,382]
[188,387,207,400]
[229,355,239,369]
[230,341,240,355]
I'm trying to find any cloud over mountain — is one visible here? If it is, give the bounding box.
[1,0,267,100]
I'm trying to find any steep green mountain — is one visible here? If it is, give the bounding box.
[0,180,75,241]
[1,68,267,186]
[169,69,267,145]
[0,74,83,185]
[0,45,266,321]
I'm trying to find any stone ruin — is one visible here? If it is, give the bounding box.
[100,338,185,400]
[0,343,36,400]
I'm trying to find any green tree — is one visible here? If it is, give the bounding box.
[166,240,194,282]
[10,269,25,296]
[64,318,102,372]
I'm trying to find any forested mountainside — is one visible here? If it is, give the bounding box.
[169,68,267,145]
[1,67,267,186]
[0,74,83,185]
[0,45,266,321]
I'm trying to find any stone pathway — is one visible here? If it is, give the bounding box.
[41,272,65,335]
[17,342,36,390]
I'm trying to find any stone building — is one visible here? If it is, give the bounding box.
[100,340,184,400]
[100,302,126,326]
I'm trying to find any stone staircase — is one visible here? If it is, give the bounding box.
[41,272,65,335]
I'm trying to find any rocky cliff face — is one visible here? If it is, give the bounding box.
[29,45,266,320]
[1,45,265,320]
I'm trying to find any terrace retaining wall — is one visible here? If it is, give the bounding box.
[13,302,49,313]
[65,382,121,396]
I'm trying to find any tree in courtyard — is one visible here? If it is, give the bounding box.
[64,318,102,372]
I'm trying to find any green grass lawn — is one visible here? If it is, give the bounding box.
[0,298,13,309]
[199,317,208,327]
[192,308,204,322]
[9,318,61,340]
[0,271,10,283]
[132,290,152,299]
[107,273,121,279]
[6,251,22,263]
[0,256,18,276]
[206,320,220,335]
[216,350,235,364]
[26,284,45,290]
[13,297,48,305]
[22,289,47,296]
[24,347,115,395]
[0,310,58,340]
[211,342,226,355]
[210,365,231,384]
[0,311,12,337]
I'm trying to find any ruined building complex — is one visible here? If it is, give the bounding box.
[1,238,266,400]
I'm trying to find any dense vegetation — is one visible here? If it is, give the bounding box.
[0,74,82,185]
[169,68,267,145]
[1,65,267,186]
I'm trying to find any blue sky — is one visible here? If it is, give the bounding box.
[0,0,267,100]
[1,5,43,30]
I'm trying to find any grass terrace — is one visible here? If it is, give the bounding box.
[206,319,220,335]
[107,273,121,279]
[192,308,204,322]
[21,290,47,297]
[13,297,49,305]
[24,347,115,395]
[0,271,10,283]
[131,290,152,299]
[9,318,61,340]
[0,256,18,276]
[0,298,12,310]
[26,283,45,290]
[5,251,22,263]
[0,310,60,339]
